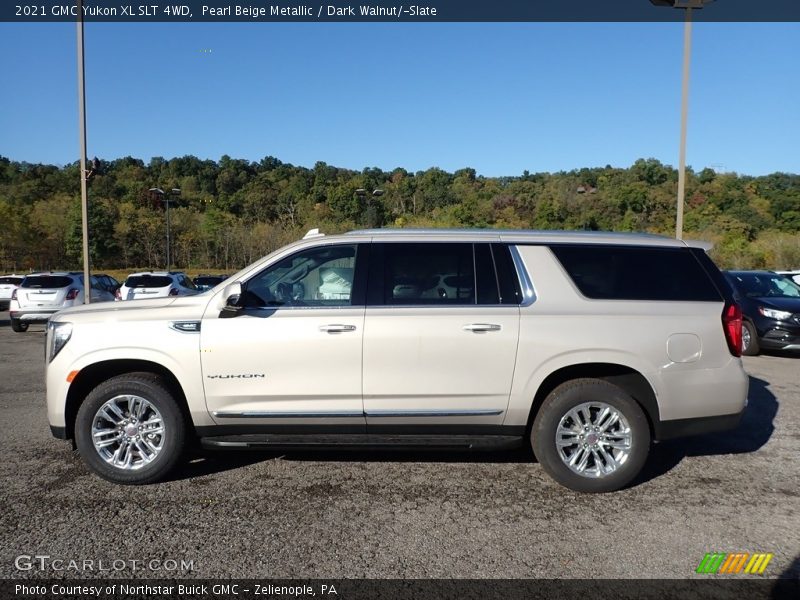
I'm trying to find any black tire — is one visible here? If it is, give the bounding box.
[10,318,28,332]
[741,321,760,356]
[531,378,650,493]
[75,372,186,485]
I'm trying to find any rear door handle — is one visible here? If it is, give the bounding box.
[462,323,502,332]
[319,324,357,333]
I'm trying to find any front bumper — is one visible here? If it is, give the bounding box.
[754,315,800,351]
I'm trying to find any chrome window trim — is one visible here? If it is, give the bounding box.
[364,304,518,310]
[508,245,536,307]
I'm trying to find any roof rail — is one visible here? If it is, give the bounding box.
[303,228,325,239]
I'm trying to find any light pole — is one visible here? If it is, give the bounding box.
[650,0,713,240]
[149,187,181,269]
[76,0,91,302]
[355,188,384,228]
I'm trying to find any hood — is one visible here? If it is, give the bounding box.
[754,297,800,313]
[51,294,211,321]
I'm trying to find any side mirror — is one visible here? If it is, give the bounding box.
[221,281,243,312]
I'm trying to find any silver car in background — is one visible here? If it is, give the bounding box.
[116,271,198,301]
[9,272,115,332]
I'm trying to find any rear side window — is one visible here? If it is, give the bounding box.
[381,243,475,305]
[367,243,521,306]
[550,244,722,301]
[22,276,74,289]
[0,277,23,285]
[125,276,173,288]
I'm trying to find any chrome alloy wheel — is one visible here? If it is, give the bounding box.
[91,395,165,470]
[555,402,632,478]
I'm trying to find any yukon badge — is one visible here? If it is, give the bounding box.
[206,374,266,379]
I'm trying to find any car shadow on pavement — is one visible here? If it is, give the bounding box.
[633,375,777,487]
[772,554,800,598]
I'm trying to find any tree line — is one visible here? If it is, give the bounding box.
[1,154,798,273]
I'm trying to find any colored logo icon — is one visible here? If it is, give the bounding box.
[696,552,773,575]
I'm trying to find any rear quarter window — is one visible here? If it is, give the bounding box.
[21,276,74,289]
[125,276,173,288]
[549,244,722,302]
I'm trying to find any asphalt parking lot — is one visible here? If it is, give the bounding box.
[0,311,798,581]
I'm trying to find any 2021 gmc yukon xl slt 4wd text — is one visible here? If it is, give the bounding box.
[46,229,748,492]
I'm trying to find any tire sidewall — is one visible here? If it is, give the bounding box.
[741,321,759,356]
[75,375,185,484]
[532,379,651,493]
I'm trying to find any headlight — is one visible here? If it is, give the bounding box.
[758,306,792,320]
[47,321,73,362]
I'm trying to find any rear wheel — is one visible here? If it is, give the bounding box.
[10,318,28,332]
[532,378,650,493]
[75,373,186,484]
[741,321,760,356]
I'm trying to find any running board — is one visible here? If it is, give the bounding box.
[200,434,523,451]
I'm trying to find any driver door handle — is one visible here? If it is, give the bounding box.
[319,324,357,333]
[462,323,502,332]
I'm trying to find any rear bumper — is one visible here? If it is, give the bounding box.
[655,410,744,441]
[11,309,58,322]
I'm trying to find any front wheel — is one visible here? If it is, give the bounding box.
[10,318,28,332]
[741,321,760,356]
[532,378,650,493]
[75,373,186,484]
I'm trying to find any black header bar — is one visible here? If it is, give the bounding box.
[3,0,800,23]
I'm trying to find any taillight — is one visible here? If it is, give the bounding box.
[169,287,179,296]
[65,288,80,301]
[11,289,17,301]
[722,303,743,357]
[114,288,121,300]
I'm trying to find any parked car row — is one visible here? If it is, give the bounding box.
[5,270,231,333]
[7,263,798,355]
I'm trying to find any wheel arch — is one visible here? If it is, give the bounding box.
[526,363,659,439]
[64,359,192,440]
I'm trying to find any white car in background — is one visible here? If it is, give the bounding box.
[0,275,24,311]
[117,271,198,301]
[9,272,115,332]
[775,270,800,285]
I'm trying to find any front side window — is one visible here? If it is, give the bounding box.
[243,244,358,308]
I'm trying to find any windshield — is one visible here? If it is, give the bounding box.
[0,277,23,285]
[729,273,800,298]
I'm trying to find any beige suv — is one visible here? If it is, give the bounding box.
[45,229,748,492]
